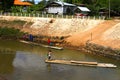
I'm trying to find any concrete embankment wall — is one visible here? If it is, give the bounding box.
[0,16,104,36]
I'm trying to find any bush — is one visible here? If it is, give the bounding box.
[0,27,25,39]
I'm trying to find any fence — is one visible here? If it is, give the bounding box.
[0,12,105,20]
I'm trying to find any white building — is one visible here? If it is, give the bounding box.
[45,1,90,15]
[45,1,75,15]
[74,6,90,16]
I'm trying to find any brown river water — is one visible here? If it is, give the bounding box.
[0,40,120,80]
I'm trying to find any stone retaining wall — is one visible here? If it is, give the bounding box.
[85,41,120,60]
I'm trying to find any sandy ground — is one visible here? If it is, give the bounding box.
[66,20,120,49]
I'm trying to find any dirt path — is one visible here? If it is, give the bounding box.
[65,20,120,48]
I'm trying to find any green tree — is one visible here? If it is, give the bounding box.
[27,1,45,13]
[38,1,46,11]
[42,0,47,5]
[1,0,14,12]
[110,0,120,15]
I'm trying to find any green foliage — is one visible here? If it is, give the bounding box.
[29,4,42,12]
[11,6,23,13]
[0,27,25,39]
[64,0,120,16]
[11,1,45,13]
[26,1,46,13]
[1,0,14,11]
[110,0,120,14]
[37,1,46,11]
[1,0,120,16]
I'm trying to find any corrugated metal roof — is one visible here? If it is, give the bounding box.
[54,1,75,6]
[77,7,90,12]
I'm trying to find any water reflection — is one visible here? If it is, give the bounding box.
[46,63,52,72]
[0,40,120,80]
[13,51,45,70]
[0,51,15,74]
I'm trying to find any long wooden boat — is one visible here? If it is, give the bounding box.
[45,59,117,68]
[19,40,63,50]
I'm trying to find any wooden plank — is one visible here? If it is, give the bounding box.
[45,59,117,68]
[71,60,98,65]
[97,63,117,68]
[19,40,63,50]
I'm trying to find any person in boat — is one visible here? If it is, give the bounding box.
[47,50,52,60]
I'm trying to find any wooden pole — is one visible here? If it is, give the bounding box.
[91,33,92,41]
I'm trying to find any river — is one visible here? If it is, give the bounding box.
[0,40,120,80]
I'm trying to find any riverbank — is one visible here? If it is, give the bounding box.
[0,16,120,60]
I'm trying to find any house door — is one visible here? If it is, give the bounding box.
[66,8,71,14]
